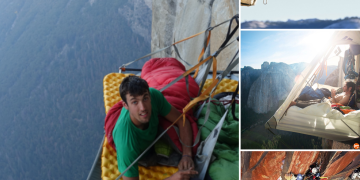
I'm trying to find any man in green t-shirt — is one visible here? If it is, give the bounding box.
[113,76,198,180]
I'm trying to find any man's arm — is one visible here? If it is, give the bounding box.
[123,176,139,180]
[331,89,337,103]
[338,95,350,106]
[164,105,194,170]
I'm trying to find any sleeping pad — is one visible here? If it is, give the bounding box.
[196,99,239,180]
[104,57,199,154]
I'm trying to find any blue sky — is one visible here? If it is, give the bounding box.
[242,0,360,22]
[241,31,337,69]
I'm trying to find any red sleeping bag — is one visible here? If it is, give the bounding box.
[104,57,199,154]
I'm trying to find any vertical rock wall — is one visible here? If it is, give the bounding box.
[247,62,295,113]
[151,0,239,70]
[242,151,360,180]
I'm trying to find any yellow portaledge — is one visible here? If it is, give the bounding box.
[202,78,239,96]
[101,73,239,180]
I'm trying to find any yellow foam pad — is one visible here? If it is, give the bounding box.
[101,73,239,180]
[201,78,239,96]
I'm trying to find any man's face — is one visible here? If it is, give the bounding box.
[123,91,152,128]
[343,83,349,93]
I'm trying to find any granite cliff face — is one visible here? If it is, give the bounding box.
[241,66,261,105]
[324,68,339,87]
[289,62,308,75]
[118,0,152,43]
[242,151,360,180]
[151,0,239,70]
[247,62,295,113]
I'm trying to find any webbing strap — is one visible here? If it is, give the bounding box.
[340,119,360,137]
[195,108,229,180]
[173,44,192,67]
[209,56,239,98]
[185,75,193,100]
[218,14,238,53]
[231,83,239,121]
[197,58,213,96]
[174,30,206,45]
[120,46,169,70]
[193,30,211,79]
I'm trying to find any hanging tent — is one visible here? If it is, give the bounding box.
[265,31,360,142]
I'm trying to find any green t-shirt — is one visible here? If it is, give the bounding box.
[112,88,172,177]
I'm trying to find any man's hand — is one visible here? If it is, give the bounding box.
[331,89,336,102]
[165,167,198,180]
[331,89,336,97]
[178,155,194,171]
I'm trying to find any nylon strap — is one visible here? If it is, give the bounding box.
[193,30,211,79]
[197,58,213,96]
[231,82,239,121]
[173,44,192,67]
[174,30,206,45]
[185,75,193,100]
[340,119,360,137]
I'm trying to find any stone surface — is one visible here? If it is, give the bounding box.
[323,152,360,177]
[252,152,286,180]
[118,0,152,43]
[325,19,360,29]
[247,62,295,113]
[324,68,339,87]
[249,151,264,170]
[151,0,238,70]
[241,66,261,105]
[242,151,360,180]
[261,61,269,70]
[287,151,319,174]
[289,62,308,75]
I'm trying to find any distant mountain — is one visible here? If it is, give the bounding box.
[247,62,295,113]
[241,66,261,106]
[0,0,151,179]
[289,62,308,75]
[242,17,360,29]
[316,65,338,84]
[241,62,337,114]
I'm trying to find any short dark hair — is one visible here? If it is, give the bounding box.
[346,81,356,94]
[120,76,149,104]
